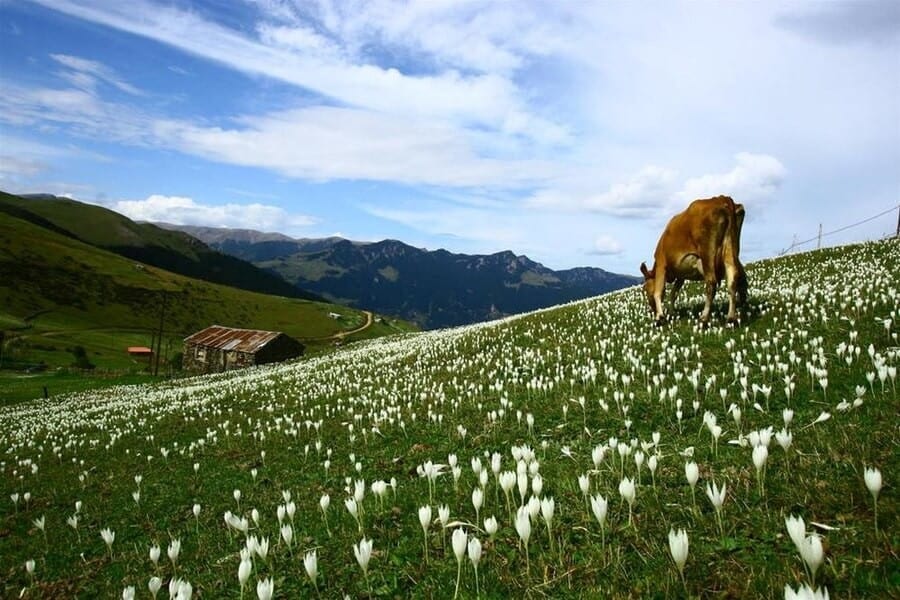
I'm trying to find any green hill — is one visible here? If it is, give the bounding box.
[0,209,412,400]
[0,238,896,598]
[0,191,320,301]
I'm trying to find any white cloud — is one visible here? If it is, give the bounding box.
[154,106,559,187]
[527,153,786,221]
[0,135,109,188]
[32,0,569,146]
[0,156,46,179]
[677,153,786,204]
[10,1,899,268]
[584,167,679,217]
[256,23,338,56]
[0,78,561,188]
[105,195,318,232]
[50,53,142,95]
[0,80,156,145]
[588,235,624,256]
[525,166,678,218]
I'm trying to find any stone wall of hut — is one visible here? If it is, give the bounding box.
[182,334,303,374]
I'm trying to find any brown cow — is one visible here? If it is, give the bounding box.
[640,195,747,325]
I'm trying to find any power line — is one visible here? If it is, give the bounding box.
[779,203,899,255]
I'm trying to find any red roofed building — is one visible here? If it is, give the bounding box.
[182,325,304,373]
[127,346,154,358]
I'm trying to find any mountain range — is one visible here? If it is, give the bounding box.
[0,190,638,330]
[162,224,640,328]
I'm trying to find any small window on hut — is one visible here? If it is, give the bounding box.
[196,347,206,362]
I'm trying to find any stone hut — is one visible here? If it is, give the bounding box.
[182,325,304,374]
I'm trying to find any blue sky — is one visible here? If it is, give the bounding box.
[1,0,898,272]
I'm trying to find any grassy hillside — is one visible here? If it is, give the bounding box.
[0,210,413,402]
[0,239,896,598]
[0,191,320,301]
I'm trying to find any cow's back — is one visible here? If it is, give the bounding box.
[655,196,736,268]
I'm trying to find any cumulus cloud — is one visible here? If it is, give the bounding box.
[677,153,786,204]
[587,235,623,256]
[526,166,678,218]
[583,167,679,217]
[105,195,318,232]
[527,153,786,220]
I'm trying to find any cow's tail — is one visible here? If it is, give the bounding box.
[728,200,748,306]
[732,202,745,258]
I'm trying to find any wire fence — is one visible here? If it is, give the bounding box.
[778,203,900,256]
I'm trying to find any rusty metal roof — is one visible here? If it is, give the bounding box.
[183,325,283,353]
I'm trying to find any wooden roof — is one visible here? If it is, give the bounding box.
[184,326,284,353]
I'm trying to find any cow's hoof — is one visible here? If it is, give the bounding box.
[726,316,739,326]
[655,316,667,327]
[698,319,710,329]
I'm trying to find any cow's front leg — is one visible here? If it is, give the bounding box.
[654,269,667,325]
[669,279,685,314]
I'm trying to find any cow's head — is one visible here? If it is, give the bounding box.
[639,262,658,313]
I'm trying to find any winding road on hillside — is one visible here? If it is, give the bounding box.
[303,310,374,342]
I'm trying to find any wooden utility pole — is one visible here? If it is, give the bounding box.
[895,205,899,238]
[817,223,823,249]
[153,293,168,376]
[148,329,156,373]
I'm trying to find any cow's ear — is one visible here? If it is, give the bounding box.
[640,262,650,279]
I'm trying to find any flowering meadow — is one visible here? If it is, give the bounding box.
[1,239,897,598]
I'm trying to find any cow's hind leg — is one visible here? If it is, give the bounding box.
[700,275,717,326]
[736,267,748,308]
[724,263,739,324]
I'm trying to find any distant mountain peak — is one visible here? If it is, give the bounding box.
[155,223,297,244]
[163,223,640,329]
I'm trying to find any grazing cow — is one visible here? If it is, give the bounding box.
[640,195,747,325]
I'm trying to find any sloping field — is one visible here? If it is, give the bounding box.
[1,239,897,598]
[0,209,412,402]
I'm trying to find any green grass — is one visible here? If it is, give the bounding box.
[0,191,319,301]
[0,210,414,402]
[0,371,158,407]
[0,239,897,599]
